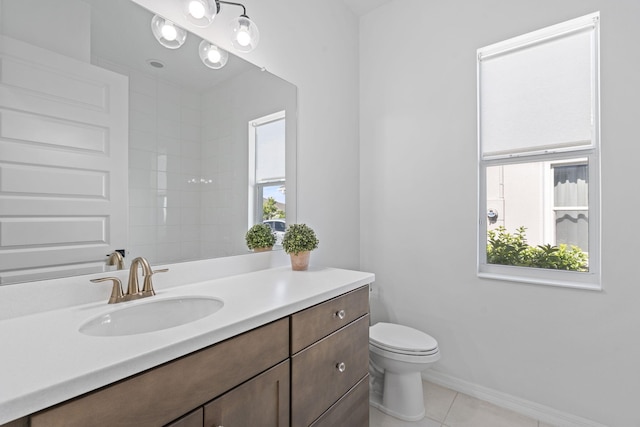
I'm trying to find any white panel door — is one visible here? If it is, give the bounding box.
[0,35,128,284]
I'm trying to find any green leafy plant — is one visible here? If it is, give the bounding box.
[245,223,276,250]
[282,224,319,255]
[487,226,588,271]
[263,197,285,220]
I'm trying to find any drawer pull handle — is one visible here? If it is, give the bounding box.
[336,362,346,372]
[335,309,346,320]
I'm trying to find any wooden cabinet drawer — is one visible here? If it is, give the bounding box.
[31,318,289,427]
[291,314,369,427]
[291,285,369,354]
[310,375,369,427]
[204,360,289,427]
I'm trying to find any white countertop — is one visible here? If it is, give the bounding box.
[0,265,374,424]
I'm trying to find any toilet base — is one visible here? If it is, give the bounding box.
[369,371,425,422]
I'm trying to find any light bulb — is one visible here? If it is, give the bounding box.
[229,16,259,53]
[207,49,222,63]
[161,23,178,41]
[236,28,251,47]
[182,0,217,27]
[198,40,228,69]
[188,1,206,19]
[151,15,187,49]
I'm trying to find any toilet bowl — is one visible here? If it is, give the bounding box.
[369,322,440,421]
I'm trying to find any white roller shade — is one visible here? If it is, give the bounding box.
[478,13,599,159]
[255,118,285,182]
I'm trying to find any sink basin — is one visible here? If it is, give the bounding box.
[79,296,224,337]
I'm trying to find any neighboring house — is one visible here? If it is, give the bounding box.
[486,160,588,250]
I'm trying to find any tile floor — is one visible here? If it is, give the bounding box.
[369,381,556,427]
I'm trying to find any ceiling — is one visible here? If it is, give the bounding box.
[341,0,393,16]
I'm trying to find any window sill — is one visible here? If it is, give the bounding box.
[477,268,601,291]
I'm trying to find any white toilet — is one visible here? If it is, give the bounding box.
[369,322,440,421]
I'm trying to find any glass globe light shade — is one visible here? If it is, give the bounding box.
[181,0,218,28]
[229,16,259,53]
[198,40,229,69]
[151,15,187,49]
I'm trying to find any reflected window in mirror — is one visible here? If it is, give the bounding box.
[249,111,286,244]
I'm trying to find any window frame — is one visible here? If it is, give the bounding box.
[545,158,589,249]
[477,13,601,290]
[248,110,286,228]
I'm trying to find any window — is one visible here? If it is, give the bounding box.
[551,160,589,250]
[248,111,286,232]
[478,13,600,289]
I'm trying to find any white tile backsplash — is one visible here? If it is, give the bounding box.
[130,109,156,133]
[157,101,181,120]
[129,70,156,97]
[129,225,157,245]
[180,90,200,109]
[129,168,157,189]
[130,206,158,226]
[157,135,181,155]
[181,105,201,126]
[157,119,181,139]
[130,91,156,114]
[129,129,156,151]
[157,225,182,243]
[114,62,242,267]
[129,148,156,171]
[181,139,201,158]
[181,123,201,143]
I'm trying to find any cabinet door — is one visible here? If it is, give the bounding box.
[204,360,289,427]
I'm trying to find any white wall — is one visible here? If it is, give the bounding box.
[360,1,640,425]
[0,0,90,62]
[132,0,362,270]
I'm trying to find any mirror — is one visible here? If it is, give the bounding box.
[0,0,297,285]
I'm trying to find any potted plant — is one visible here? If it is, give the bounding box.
[282,223,319,271]
[245,223,277,252]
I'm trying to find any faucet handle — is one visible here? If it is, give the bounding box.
[140,268,169,297]
[91,277,124,304]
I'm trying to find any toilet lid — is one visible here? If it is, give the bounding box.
[370,322,438,354]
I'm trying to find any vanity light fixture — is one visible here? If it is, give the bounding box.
[182,0,260,52]
[151,1,259,70]
[199,40,229,69]
[151,15,187,49]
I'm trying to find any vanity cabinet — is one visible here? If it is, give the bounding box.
[30,319,289,427]
[291,285,370,427]
[9,284,371,427]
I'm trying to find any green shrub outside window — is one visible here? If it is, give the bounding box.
[487,226,588,272]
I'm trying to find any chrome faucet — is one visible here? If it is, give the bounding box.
[91,256,168,304]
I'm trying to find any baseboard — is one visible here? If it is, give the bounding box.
[422,370,607,427]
